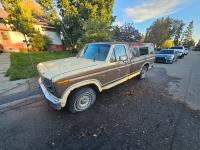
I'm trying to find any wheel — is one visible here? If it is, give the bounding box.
[67,87,96,113]
[138,66,148,79]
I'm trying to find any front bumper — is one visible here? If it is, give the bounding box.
[177,52,184,57]
[39,78,62,110]
[155,57,173,63]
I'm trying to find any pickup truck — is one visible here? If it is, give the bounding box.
[37,42,155,113]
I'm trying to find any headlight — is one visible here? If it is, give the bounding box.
[167,56,173,60]
[37,64,45,75]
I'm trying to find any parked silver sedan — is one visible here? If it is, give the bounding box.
[155,49,178,64]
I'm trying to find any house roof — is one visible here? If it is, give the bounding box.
[0,8,55,31]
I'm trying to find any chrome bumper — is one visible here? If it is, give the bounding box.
[39,78,62,110]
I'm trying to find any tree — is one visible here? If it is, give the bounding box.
[182,21,195,48]
[21,0,44,17]
[172,20,185,45]
[37,0,115,50]
[113,23,141,42]
[194,40,200,51]
[145,17,187,48]
[61,15,83,50]
[30,32,52,51]
[145,17,173,48]
[197,40,200,47]
[162,40,174,48]
[82,19,113,43]
[36,0,58,25]
[1,0,35,36]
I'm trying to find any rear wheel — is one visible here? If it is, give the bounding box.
[67,87,96,113]
[138,66,148,79]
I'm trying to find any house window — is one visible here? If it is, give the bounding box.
[1,32,8,40]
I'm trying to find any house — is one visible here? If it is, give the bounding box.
[0,8,64,52]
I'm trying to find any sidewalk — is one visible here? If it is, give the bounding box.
[0,53,27,95]
[0,53,41,106]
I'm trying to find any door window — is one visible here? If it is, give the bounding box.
[110,45,127,62]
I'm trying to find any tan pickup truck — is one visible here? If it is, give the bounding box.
[37,42,155,113]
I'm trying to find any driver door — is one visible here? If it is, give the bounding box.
[104,45,130,85]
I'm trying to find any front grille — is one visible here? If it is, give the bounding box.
[155,57,166,63]
[42,77,55,95]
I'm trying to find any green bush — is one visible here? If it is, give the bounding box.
[30,33,53,51]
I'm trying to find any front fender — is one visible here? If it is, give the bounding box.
[60,79,102,107]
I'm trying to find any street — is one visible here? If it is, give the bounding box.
[0,51,200,150]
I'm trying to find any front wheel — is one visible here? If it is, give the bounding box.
[138,66,148,79]
[67,87,96,113]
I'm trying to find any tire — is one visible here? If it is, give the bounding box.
[138,66,148,80]
[67,87,96,113]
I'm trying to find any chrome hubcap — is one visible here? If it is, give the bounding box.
[76,94,91,110]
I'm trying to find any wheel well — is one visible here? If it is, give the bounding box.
[88,84,100,93]
[144,63,150,70]
[67,84,100,102]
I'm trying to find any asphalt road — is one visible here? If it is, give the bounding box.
[0,51,200,150]
[156,51,200,110]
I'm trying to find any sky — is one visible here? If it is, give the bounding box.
[113,0,200,42]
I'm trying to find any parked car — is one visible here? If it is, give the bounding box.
[37,42,155,113]
[170,46,185,58]
[185,48,189,55]
[155,49,178,64]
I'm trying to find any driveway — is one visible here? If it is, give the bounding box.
[0,51,200,150]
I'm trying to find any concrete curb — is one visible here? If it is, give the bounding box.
[0,94,43,112]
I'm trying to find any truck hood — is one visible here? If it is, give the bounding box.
[37,57,102,80]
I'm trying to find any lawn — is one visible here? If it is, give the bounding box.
[6,51,77,81]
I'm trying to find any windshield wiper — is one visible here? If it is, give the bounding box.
[93,54,98,62]
[93,48,100,62]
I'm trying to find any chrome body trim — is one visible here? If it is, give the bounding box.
[39,78,62,110]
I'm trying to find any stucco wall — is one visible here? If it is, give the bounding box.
[9,31,25,44]
[0,30,25,52]
[43,31,62,45]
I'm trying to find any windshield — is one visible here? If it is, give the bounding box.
[171,46,183,49]
[159,50,174,54]
[80,44,110,61]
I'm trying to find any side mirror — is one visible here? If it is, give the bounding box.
[119,55,128,62]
